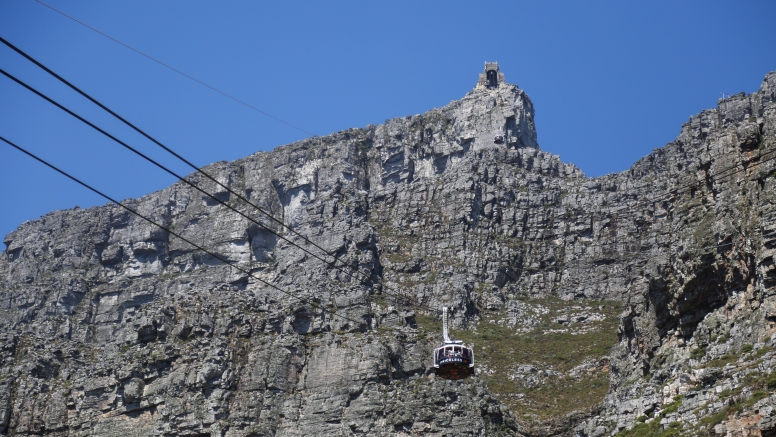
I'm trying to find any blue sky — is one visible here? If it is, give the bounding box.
[1,1,775,241]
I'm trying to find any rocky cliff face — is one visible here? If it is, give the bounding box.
[1,68,775,437]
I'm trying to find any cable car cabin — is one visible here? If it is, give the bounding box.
[432,307,475,380]
[433,340,474,380]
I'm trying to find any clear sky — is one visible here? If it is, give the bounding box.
[1,1,775,241]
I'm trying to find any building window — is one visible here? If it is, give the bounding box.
[486,70,498,88]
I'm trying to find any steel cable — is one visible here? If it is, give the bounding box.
[0,67,432,313]
[33,1,316,137]
[0,135,384,332]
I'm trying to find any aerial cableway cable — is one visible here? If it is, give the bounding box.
[0,36,332,268]
[0,67,430,313]
[2,136,474,379]
[0,36,437,313]
[33,1,317,137]
[0,135,381,331]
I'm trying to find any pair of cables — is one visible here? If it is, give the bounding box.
[0,134,378,331]
[0,37,436,331]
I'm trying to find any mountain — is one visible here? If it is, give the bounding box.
[1,63,775,437]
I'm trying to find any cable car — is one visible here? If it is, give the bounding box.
[432,307,475,380]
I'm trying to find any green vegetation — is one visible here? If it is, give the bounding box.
[748,390,769,405]
[414,313,438,333]
[661,396,682,415]
[767,374,776,391]
[157,269,183,282]
[419,298,622,421]
[697,406,732,430]
[690,346,707,360]
[754,345,772,358]
[740,344,753,354]
[386,252,413,263]
[705,353,737,368]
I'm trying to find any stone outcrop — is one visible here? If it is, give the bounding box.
[1,64,775,436]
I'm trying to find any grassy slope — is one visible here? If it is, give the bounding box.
[417,297,622,423]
